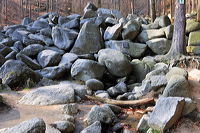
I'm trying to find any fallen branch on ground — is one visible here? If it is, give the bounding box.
[85,95,155,106]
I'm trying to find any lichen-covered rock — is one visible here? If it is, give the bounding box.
[36,65,68,80]
[87,105,116,125]
[52,27,78,50]
[98,49,132,77]
[71,59,105,81]
[22,44,44,57]
[104,23,122,40]
[166,67,188,81]
[186,19,200,33]
[0,60,41,88]
[148,97,185,132]
[81,121,101,133]
[105,40,147,58]
[86,79,104,91]
[16,53,41,70]
[37,50,61,68]
[146,38,172,55]
[163,75,190,98]
[70,21,103,55]
[52,121,75,133]
[188,31,200,46]
[137,29,165,43]
[3,118,46,133]
[19,83,75,105]
[122,20,140,40]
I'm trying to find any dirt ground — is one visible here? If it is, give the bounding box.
[0,71,200,133]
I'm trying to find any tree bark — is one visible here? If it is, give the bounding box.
[170,0,173,18]
[197,0,200,21]
[131,0,134,14]
[165,0,186,59]
[0,0,2,26]
[147,0,150,16]
[98,0,101,8]
[150,0,156,23]
[85,95,155,106]
[192,0,195,11]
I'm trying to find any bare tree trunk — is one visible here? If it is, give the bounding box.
[170,0,173,17]
[150,0,156,23]
[165,0,186,59]
[163,0,165,15]
[131,0,134,14]
[197,0,200,21]
[188,0,191,13]
[29,0,31,18]
[5,0,8,20]
[192,0,195,11]
[98,0,101,8]
[147,0,150,16]
[0,0,2,26]
[46,0,49,12]
[157,0,161,16]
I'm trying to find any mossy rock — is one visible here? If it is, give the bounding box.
[187,46,200,55]
[188,31,200,46]
[186,20,200,33]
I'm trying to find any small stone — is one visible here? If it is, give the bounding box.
[60,103,78,115]
[86,79,104,91]
[81,121,101,133]
[52,121,75,133]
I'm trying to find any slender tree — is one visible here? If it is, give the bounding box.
[0,0,2,26]
[165,0,186,59]
[98,0,101,8]
[150,0,156,22]
[131,0,135,14]
[197,0,200,21]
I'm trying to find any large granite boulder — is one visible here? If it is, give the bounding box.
[21,44,44,58]
[70,21,103,55]
[36,65,68,80]
[59,53,78,67]
[166,67,188,81]
[122,20,140,40]
[32,19,49,30]
[71,59,105,81]
[154,15,171,28]
[86,79,104,91]
[163,75,190,98]
[3,118,46,133]
[87,105,116,125]
[82,9,98,19]
[186,19,200,33]
[19,83,75,105]
[0,60,41,88]
[131,59,154,83]
[164,25,173,39]
[21,17,34,25]
[37,50,61,68]
[105,40,147,58]
[52,27,78,50]
[188,31,200,46]
[104,23,122,40]
[146,38,172,55]
[16,53,41,70]
[148,97,185,132]
[137,29,165,43]
[98,49,132,77]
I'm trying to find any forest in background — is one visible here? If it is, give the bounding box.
[0,0,198,26]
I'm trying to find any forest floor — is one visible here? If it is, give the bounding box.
[0,69,200,133]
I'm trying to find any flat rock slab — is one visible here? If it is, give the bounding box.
[189,69,200,81]
[148,97,185,133]
[19,83,75,105]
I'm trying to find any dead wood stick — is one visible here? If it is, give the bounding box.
[85,95,155,106]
